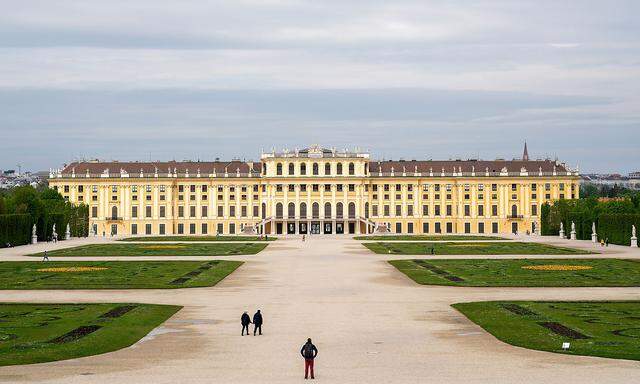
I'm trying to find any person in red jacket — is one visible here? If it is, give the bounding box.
[300,338,318,379]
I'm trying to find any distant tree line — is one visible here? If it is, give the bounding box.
[580,183,638,199]
[541,192,640,246]
[0,186,89,248]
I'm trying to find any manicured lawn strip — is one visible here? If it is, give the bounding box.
[389,258,640,287]
[366,241,590,255]
[29,243,267,257]
[453,301,640,361]
[0,261,242,289]
[0,303,180,366]
[354,235,508,241]
[120,236,276,242]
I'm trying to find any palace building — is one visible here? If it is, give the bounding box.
[48,144,579,236]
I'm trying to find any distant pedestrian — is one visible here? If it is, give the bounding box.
[430,246,435,255]
[302,234,306,242]
[300,338,318,380]
[605,238,609,247]
[241,311,251,336]
[265,234,268,241]
[253,310,263,336]
[42,250,49,262]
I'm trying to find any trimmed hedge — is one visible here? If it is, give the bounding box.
[598,214,640,246]
[0,214,33,247]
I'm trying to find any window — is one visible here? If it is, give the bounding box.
[464,223,471,233]
[384,205,390,216]
[348,163,355,175]
[337,163,343,175]
[336,202,343,218]
[325,163,331,175]
[277,163,283,175]
[422,222,429,233]
[300,203,307,219]
[131,224,138,235]
[276,185,283,192]
[300,163,306,175]
[289,184,295,192]
[111,206,118,219]
[491,184,497,192]
[132,206,138,218]
[422,205,429,216]
[435,205,441,216]
[177,223,184,234]
[395,222,402,233]
[478,205,484,216]
[324,184,331,192]
[253,205,259,217]
[512,183,517,191]
[446,205,452,216]
[202,206,208,217]
[407,205,413,216]
[478,222,485,234]
[112,185,118,193]
[276,203,283,218]
[145,224,152,235]
[464,205,470,216]
[531,204,538,216]
[395,205,402,216]
[229,223,236,234]
[300,184,307,192]
[492,205,498,216]
[396,184,401,192]
[435,222,441,233]
[91,206,98,218]
[145,206,152,218]
[217,206,224,217]
[511,204,518,217]
[312,184,319,192]
[159,224,165,235]
[337,184,343,192]
[372,205,378,216]
[190,206,196,218]
[446,222,453,233]
[189,223,196,234]
[289,202,296,219]
[288,163,295,175]
[202,223,208,235]
[492,222,499,233]
[348,202,356,218]
[349,184,355,192]
[92,185,98,193]
[178,206,184,218]
[217,223,224,235]
[160,206,166,218]
[312,163,319,175]
[179,185,184,193]
[230,206,236,217]
[324,202,332,219]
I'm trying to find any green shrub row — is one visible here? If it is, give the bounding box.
[0,214,33,247]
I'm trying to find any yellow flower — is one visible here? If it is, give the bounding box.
[522,265,593,271]
[37,267,109,273]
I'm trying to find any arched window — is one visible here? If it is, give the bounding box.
[312,163,319,175]
[300,202,307,219]
[262,164,267,175]
[312,202,319,218]
[511,204,518,217]
[111,206,118,219]
[300,163,307,175]
[348,202,356,218]
[276,203,283,218]
[365,202,369,218]
[288,202,295,219]
[324,163,331,175]
[337,163,343,175]
[288,163,295,175]
[348,162,355,175]
[276,163,283,176]
[336,202,344,219]
[261,203,266,219]
[324,202,332,219]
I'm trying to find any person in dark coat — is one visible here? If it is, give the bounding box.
[300,338,318,379]
[241,312,251,336]
[253,310,263,336]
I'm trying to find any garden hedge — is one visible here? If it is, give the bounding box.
[0,214,33,247]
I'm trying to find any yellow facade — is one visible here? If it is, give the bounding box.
[49,145,579,236]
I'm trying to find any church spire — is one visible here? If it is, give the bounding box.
[522,141,529,161]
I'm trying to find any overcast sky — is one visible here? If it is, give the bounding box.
[0,0,638,173]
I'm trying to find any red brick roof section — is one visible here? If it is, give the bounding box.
[61,160,262,175]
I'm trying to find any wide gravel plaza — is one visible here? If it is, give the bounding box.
[1,235,639,383]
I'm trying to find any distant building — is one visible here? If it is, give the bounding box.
[49,144,579,237]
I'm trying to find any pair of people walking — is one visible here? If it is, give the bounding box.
[240,310,263,336]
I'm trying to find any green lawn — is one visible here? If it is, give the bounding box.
[366,241,590,255]
[454,301,640,361]
[0,303,180,366]
[390,258,640,287]
[30,242,267,257]
[354,235,508,241]
[0,261,242,289]
[120,235,276,242]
